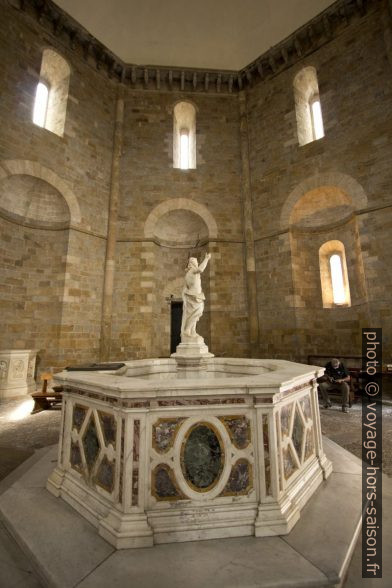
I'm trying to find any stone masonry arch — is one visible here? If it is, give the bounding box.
[0,159,82,225]
[280,172,368,230]
[144,198,218,240]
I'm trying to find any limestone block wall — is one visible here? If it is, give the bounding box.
[0,0,116,372]
[209,241,249,358]
[0,217,67,369]
[247,7,392,361]
[56,230,106,369]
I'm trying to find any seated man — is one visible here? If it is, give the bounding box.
[319,358,351,413]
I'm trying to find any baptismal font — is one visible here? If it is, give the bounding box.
[47,252,331,548]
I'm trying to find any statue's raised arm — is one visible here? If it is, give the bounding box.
[197,252,211,273]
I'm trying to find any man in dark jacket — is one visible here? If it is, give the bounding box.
[319,358,351,413]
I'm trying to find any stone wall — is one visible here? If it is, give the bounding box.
[0,0,116,373]
[111,90,250,359]
[1,0,391,374]
[246,6,392,362]
[0,217,67,370]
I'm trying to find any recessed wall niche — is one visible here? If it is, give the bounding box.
[0,173,70,370]
[149,206,212,357]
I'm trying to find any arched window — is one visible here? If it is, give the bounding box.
[33,82,49,128]
[293,66,325,146]
[33,49,70,137]
[329,254,345,304]
[319,241,351,307]
[310,96,324,140]
[173,102,196,170]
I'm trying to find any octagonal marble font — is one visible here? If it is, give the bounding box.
[47,358,332,548]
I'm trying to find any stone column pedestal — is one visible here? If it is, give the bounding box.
[171,337,214,375]
[0,350,38,401]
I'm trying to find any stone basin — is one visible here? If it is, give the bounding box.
[47,358,332,549]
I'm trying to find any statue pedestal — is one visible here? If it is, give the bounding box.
[171,338,214,375]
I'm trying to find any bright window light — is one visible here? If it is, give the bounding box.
[330,254,345,304]
[311,99,324,140]
[180,130,189,170]
[33,81,49,127]
[9,398,34,421]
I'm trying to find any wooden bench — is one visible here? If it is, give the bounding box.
[309,354,360,406]
[31,373,63,414]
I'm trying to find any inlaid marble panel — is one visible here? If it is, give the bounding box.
[98,411,116,448]
[181,423,224,492]
[292,408,304,460]
[262,414,271,496]
[132,420,140,506]
[152,418,185,453]
[82,417,100,472]
[304,427,315,460]
[283,445,298,480]
[118,417,125,504]
[280,403,293,438]
[299,395,312,420]
[152,464,185,501]
[95,455,115,493]
[72,405,87,432]
[219,416,250,449]
[70,440,83,472]
[220,459,252,496]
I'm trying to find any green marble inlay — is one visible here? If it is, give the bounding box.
[292,408,304,460]
[72,405,87,432]
[182,424,223,490]
[83,417,100,471]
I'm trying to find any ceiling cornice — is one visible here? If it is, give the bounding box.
[10,0,379,94]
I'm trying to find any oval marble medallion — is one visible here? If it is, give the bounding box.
[181,423,224,492]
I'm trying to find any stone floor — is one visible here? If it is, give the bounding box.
[0,397,61,481]
[319,401,392,476]
[0,395,390,587]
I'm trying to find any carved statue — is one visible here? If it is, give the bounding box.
[181,252,211,343]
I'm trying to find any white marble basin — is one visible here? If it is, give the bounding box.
[47,358,332,549]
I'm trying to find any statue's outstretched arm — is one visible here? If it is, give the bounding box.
[198,252,211,273]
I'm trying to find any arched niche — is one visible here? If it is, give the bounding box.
[144,198,218,241]
[282,176,368,358]
[0,163,75,372]
[145,198,216,358]
[154,209,209,248]
[0,160,81,226]
[281,172,367,230]
[0,174,70,229]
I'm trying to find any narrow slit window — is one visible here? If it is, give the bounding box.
[173,102,196,169]
[293,67,324,146]
[180,130,190,170]
[329,254,345,304]
[33,82,49,128]
[319,240,351,308]
[311,98,324,140]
